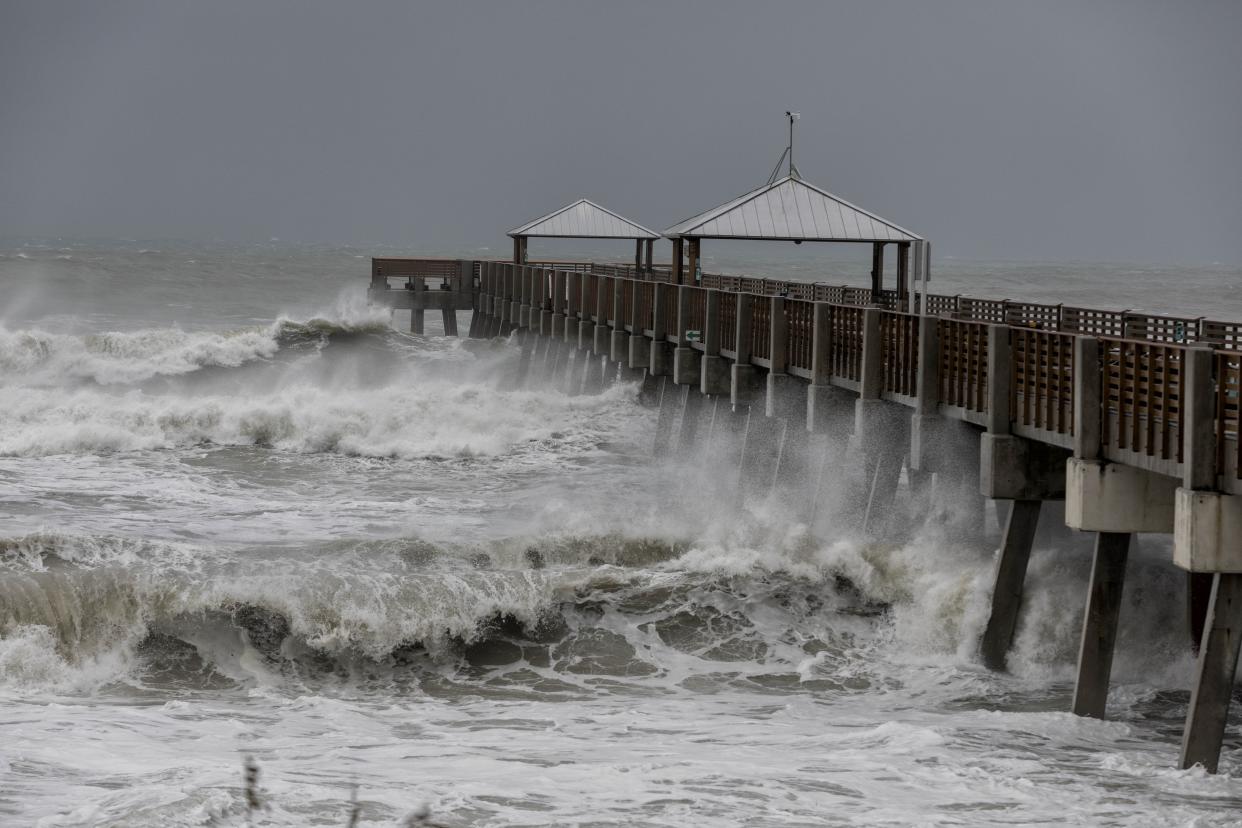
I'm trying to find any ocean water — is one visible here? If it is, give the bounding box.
[2,240,1241,827]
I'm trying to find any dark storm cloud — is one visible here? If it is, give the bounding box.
[1,0,1239,264]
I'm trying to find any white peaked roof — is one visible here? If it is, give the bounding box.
[508,198,660,240]
[664,175,921,243]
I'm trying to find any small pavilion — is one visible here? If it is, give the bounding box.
[663,116,924,299]
[508,198,660,270]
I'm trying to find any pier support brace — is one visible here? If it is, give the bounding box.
[979,499,1042,671]
[1071,531,1131,718]
[1180,573,1242,772]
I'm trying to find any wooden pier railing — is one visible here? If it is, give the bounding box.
[373,256,1242,488]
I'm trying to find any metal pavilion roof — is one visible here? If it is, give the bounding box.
[663,174,921,243]
[508,198,660,240]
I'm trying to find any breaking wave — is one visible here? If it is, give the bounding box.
[0,528,1197,699]
[0,296,393,386]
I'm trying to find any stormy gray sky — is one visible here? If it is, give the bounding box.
[1,0,1239,264]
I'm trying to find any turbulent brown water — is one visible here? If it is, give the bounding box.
[2,240,1241,826]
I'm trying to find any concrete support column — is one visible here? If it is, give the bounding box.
[468,262,486,339]
[628,280,653,378]
[563,271,579,345]
[1180,573,1242,772]
[593,276,611,357]
[1174,346,1242,773]
[487,263,502,338]
[673,285,701,386]
[509,264,523,334]
[979,499,1043,670]
[806,302,840,433]
[609,277,628,360]
[1071,531,1131,717]
[1066,334,1142,718]
[550,270,566,339]
[909,312,942,472]
[730,293,762,406]
[649,284,675,378]
[701,290,729,396]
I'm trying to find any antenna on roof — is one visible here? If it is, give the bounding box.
[767,111,802,185]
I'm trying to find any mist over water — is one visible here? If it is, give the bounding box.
[2,241,1241,826]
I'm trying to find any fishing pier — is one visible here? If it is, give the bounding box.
[366,162,1242,774]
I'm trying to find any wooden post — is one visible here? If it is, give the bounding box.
[769,297,787,375]
[811,302,833,387]
[704,290,721,357]
[672,237,685,285]
[896,242,910,303]
[915,315,939,416]
[735,293,752,363]
[1073,337,1102,459]
[870,242,885,298]
[645,238,654,271]
[859,307,882,400]
[635,239,643,272]
[986,324,1011,435]
[1183,346,1217,648]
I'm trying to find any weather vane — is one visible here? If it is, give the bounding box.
[767,111,802,184]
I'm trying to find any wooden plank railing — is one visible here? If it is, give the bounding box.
[686,286,707,338]
[1062,307,1126,338]
[619,279,633,328]
[719,292,738,352]
[1012,329,1075,436]
[601,277,615,324]
[752,296,771,361]
[939,319,989,413]
[1100,338,1185,469]
[582,273,598,320]
[786,299,815,374]
[463,262,1242,488]
[881,312,919,397]
[656,283,678,341]
[831,305,865,382]
[636,281,654,332]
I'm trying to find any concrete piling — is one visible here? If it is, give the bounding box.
[1071,531,1131,718]
[1180,573,1242,772]
[980,499,1043,671]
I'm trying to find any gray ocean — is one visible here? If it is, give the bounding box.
[2,239,1241,827]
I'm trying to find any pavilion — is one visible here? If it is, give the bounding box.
[508,198,660,270]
